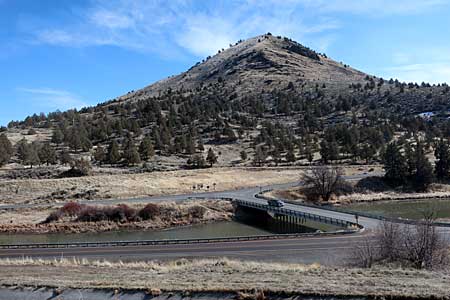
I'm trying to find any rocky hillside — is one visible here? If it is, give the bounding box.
[2,33,450,172]
[118,34,366,103]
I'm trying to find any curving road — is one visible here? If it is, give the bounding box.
[2,171,448,264]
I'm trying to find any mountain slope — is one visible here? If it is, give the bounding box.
[118,34,367,103]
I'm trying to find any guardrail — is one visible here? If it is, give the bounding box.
[0,229,358,250]
[256,191,450,228]
[234,199,358,228]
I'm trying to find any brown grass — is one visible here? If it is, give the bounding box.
[0,166,380,206]
[0,257,449,297]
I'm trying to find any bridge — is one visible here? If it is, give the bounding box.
[233,199,359,229]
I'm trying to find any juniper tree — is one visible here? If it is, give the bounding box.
[0,134,12,166]
[107,140,121,165]
[382,142,408,187]
[38,142,57,166]
[435,139,450,180]
[206,148,218,167]
[139,136,155,161]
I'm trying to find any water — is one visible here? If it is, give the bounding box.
[0,221,270,245]
[344,198,450,221]
[0,217,340,245]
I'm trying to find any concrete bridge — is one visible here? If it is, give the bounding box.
[233,199,359,230]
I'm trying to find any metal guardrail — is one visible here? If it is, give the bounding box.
[234,199,358,228]
[0,230,358,250]
[256,191,450,228]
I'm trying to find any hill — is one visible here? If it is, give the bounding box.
[1,33,450,174]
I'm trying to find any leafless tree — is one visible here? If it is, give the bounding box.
[402,211,449,269]
[301,166,344,202]
[353,211,449,270]
[353,236,378,268]
[377,221,402,262]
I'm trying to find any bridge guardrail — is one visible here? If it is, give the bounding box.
[256,190,450,228]
[234,198,359,228]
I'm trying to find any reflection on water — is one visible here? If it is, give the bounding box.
[344,198,450,221]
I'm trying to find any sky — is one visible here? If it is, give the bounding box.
[1,0,450,126]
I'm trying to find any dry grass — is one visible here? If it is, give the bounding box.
[0,166,380,206]
[0,200,233,234]
[0,257,449,297]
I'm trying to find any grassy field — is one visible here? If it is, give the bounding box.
[0,166,378,206]
[0,258,449,298]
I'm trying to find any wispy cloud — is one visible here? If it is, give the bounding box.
[17,87,88,111]
[29,0,342,58]
[383,63,450,84]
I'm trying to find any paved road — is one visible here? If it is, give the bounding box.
[0,234,368,265]
[0,172,393,264]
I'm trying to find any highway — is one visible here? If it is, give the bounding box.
[2,171,448,264]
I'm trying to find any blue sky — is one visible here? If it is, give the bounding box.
[1,0,450,126]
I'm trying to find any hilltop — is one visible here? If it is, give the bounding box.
[118,34,366,103]
[1,33,450,176]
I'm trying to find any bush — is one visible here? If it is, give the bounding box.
[76,206,108,222]
[42,211,62,224]
[188,206,206,219]
[69,158,92,176]
[139,203,160,220]
[354,214,449,270]
[60,202,85,216]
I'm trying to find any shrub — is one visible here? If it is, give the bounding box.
[42,211,62,224]
[60,202,85,217]
[76,206,108,222]
[69,158,93,176]
[188,206,206,219]
[139,203,160,220]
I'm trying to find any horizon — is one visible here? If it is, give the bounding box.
[1,0,450,126]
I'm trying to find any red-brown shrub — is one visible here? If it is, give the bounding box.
[60,202,85,217]
[139,203,160,220]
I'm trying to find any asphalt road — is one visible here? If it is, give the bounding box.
[4,171,448,264]
[0,234,367,265]
[0,172,384,264]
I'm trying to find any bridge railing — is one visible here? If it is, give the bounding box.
[234,199,358,228]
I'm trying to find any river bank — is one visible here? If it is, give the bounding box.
[0,200,233,234]
[0,258,449,299]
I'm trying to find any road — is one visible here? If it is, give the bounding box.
[3,171,448,264]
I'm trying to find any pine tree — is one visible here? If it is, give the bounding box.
[139,136,155,161]
[0,134,12,166]
[253,146,267,167]
[107,140,121,165]
[93,146,106,165]
[411,142,434,191]
[286,149,296,163]
[38,142,57,166]
[24,142,40,168]
[240,150,248,161]
[382,142,408,186]
[435,139,450,180]
[60,149,72,166]
[123,138,141,166]
[51,128,64,144]
[206,148,218,167]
